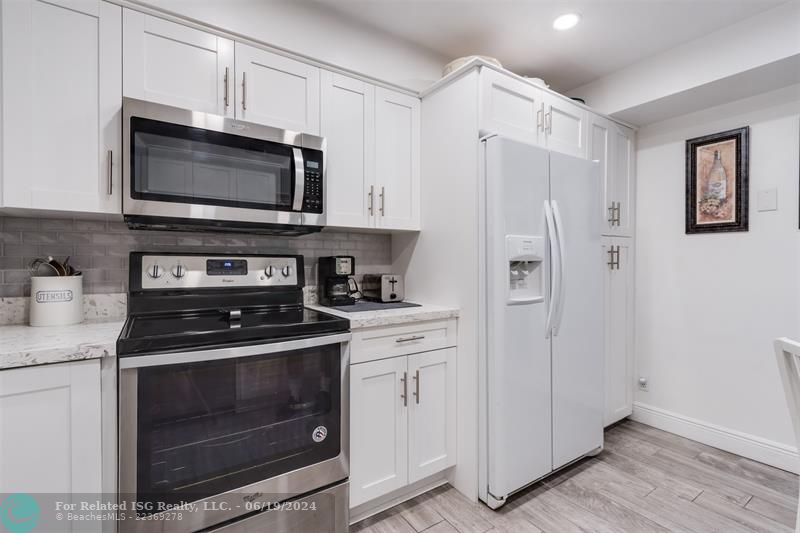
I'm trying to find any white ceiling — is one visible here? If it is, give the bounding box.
[318,0,787,92]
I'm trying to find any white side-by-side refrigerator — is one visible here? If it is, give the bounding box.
[479,134,604,509]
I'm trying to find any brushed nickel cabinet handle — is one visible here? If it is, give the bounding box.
[413,369,420,404]
[546,108,553,134]
[242,72,247,111]
[368,185,374,215]
[224,67,230,108]
[395,335,425,343]
[106,149,113,195]
[536,105,544,131]
[379,186,385,216]
[607,204,615,224]
[401,372,408,407]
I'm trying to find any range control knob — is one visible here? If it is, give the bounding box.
[171,264,186,279]
[264,265,275,278]
[146,264,164,279]
[282,265,292,278]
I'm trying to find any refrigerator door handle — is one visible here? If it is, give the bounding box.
[544,201,560,338]
[551,200,567,336]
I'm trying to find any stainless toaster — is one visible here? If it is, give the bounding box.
[361,274,404,302]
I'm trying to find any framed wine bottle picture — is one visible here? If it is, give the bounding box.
[685,126,750,234]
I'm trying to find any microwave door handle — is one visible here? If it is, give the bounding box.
[292,147,305,211]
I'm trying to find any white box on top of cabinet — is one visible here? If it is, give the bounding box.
[349,318,457,508]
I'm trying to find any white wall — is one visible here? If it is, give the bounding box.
[635,83,800,467]
[130,0,446,90]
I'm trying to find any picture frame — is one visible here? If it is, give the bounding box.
[685,126,749,234]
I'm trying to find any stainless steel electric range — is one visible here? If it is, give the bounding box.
[117,252,350,533]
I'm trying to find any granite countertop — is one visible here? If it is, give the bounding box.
[306,302,459,329]
[0,319,124,370]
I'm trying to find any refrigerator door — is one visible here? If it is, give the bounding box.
[549,151,604,469]
[484,136,552,501]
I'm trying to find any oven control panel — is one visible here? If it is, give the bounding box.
[138,255,301,290]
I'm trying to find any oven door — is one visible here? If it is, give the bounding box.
[122,98,325,229]
[119,333,349,533]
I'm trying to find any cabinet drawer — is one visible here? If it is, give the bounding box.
[351,319,457,364]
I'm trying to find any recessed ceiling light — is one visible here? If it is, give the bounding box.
[553,13,581,31]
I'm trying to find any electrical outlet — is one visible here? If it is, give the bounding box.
[638,377,648,391]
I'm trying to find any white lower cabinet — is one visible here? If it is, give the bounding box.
[603,237,635,426]
[350,356,409,506]
[349,322,456,508]
[0,360,102,530]
[407,348,456,483]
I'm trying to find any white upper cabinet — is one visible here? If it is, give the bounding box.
[1,0,121,213]
[603,237,634,427]
[235,43,320,133]
[589,115,614,233]
[611,123,635,236]
[480,68,543,145]
[123,9,233,116]
[541,92,588,158]
[590,114,635,237]
[375,87,420,231]
[321,71,375,228]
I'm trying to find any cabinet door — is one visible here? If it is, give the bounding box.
[479,68,544,145]
[375,87,420,231]
[408,348,456,483]
[0,360,102,530]
[603,237,634,427]
[321,71,375,228]
[1,0,121,213]
[611,123,635,237]
[123,9,233,116]
[350,357,408,507]
[235,43,320,133]
[589,115,614,234]
[543,93,588,158]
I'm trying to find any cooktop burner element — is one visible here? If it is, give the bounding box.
[117,252,350,356]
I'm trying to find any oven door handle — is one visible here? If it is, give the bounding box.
[292,147,305,212]
[118,332,351,369]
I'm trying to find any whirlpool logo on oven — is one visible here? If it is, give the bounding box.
[312,426,328,443]
[35,290,73,304]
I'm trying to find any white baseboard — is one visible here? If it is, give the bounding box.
[631,402,800,474]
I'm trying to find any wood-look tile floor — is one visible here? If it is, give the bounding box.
[351,420,799,533]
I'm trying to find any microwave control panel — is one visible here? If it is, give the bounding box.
[302,149,324,214]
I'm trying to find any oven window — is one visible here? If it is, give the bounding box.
[131,117,295,211]
[135,344,341,508]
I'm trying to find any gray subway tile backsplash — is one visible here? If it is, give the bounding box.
[0,215,392,297]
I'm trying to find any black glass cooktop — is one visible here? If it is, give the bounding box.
[117,306,349,356]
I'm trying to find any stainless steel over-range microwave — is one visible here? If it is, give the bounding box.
[122,97,326,235]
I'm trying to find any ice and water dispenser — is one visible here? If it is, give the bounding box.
[505,235,544,304]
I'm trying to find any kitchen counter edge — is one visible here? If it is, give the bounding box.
[0,319,124,370]
[306,303,459,329]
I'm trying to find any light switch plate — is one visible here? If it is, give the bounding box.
[757,188,778,212]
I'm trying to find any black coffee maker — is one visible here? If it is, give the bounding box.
[318,256,356,306]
